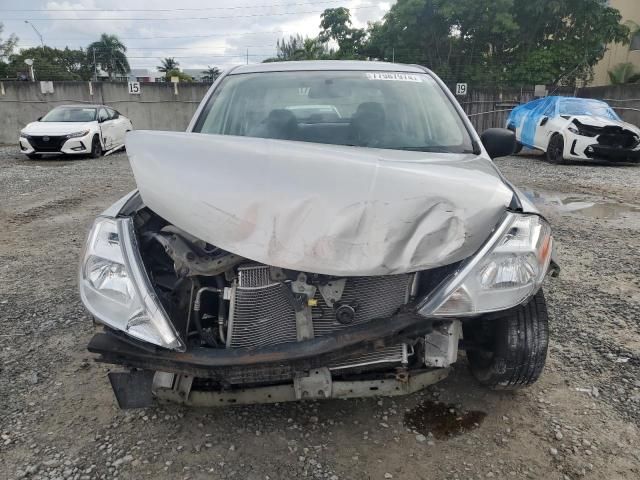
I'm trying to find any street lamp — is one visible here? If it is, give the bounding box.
[24,20,45,51]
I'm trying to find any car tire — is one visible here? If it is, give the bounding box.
[90,135,103,158]
[463,290,549,390]
[26,153,42,160]
[513,142,523,154]
[546,134,565,164]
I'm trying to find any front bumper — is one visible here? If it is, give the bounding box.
[584,143,640,163]
[88,311,436,378]
[90,312,443,408]
[565,135,640,163]
[19,133,93,155]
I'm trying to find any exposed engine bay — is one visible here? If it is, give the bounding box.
[132,207,460,388]
[571,119,640,148]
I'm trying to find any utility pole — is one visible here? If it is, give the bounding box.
[93,49,98,81]
[24,20,44,51]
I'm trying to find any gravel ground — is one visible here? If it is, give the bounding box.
[1,146,639,480]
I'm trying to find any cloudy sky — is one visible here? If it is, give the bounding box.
[2,0,393,72]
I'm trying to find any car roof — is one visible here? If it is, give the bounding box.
[229,60,428,75]
[54,104,105,109]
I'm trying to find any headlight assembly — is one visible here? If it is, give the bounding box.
[67,130,90,138]
[79,217,185,351]
[418,213,553,317]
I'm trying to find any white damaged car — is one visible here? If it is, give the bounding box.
[79,61,558,408]
[19,104,132,159]
[507,96,640,164]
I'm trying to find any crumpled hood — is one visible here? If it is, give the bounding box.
[570,115,639,133]
[23,121,95,135]
[126,131,514,276]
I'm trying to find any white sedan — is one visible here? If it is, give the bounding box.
[19,104,133,159]
[506,96,640,164]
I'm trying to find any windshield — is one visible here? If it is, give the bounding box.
[194,71,474,153]
[559,99,620,120]
[41,107,97,122]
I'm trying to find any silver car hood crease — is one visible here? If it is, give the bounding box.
[126,131,514,276]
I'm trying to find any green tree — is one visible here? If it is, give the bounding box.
[87,33,130,80]
[608,63,640,84]
[365,0,629,86]
[201,65,221,82]
[165,68,192,82]
[319,8,366,59]
[263,34,330,62]
[0,23,18,78]
[8,46,92,81]
[158,57,179,74]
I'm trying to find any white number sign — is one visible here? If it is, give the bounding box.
[128,82,141,95]
[455,83,468,96]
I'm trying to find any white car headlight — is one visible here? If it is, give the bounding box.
[79,217,185,351]
[67,130,90,138]
[418,213,553,316]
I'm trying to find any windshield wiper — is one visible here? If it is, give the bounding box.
[395,146,473,154]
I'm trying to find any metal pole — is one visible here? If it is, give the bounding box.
[24,21,44,51]
[93,49,98,81]
[392,47,395,63]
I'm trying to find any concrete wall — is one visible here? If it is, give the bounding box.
[0,81,211,144]
[591,0,640,86]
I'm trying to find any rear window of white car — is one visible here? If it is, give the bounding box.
[194,71,474,154]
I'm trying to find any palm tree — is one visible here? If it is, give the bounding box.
[158,57,179,74]
[297,38,327,60]
[201,65,221,82]
[608,63,640,84]
[87,33,130,80]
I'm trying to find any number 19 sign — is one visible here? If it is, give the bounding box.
[455,83,468,96]
[128,81,141,95]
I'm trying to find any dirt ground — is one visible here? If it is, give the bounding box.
[1,146,639,480]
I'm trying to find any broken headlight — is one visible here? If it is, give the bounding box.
[418,213,552,316]
[79,217,185,351]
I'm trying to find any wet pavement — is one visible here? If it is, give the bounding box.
[521,188,640,219]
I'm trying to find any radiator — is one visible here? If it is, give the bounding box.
[227,264,411,369]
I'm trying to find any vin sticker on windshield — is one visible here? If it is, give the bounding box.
[366,72,423,82]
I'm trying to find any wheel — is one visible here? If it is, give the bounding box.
[90,135,103,158]
[26,153,41,160]
[513,142,523,154]
[463,290,549,390]
[546,134,565,164]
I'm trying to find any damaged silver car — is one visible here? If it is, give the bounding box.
[79,61,557,408]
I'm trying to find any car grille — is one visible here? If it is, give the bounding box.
[228,264,410,369]
[26,135,66,152]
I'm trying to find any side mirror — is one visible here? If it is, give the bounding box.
[540,116,549,126]
[113,112,119,119]
[480,128,516,159]
[37,116,42,121]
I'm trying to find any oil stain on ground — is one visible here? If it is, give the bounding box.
[404,401,486,440]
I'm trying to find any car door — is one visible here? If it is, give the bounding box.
[533,98,558,150]
[107,108,127,146]
[98,108,115,149]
